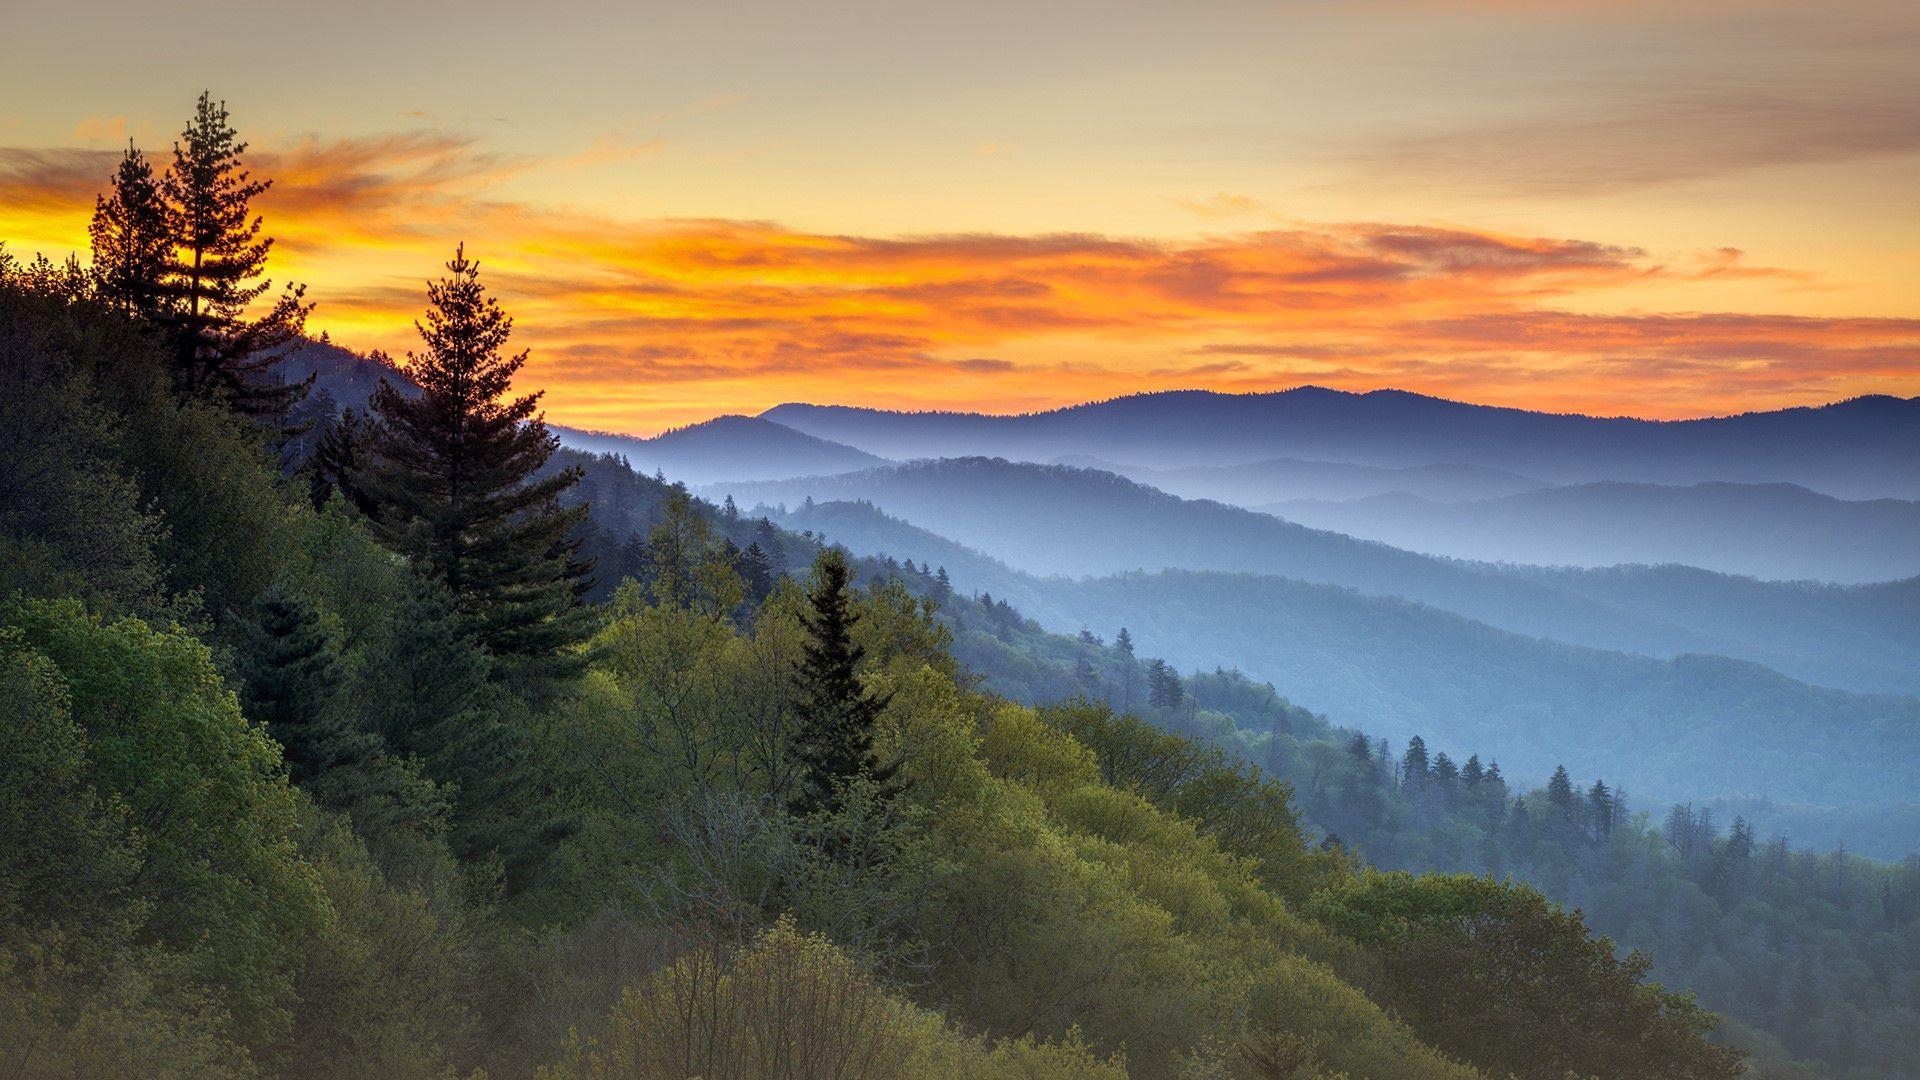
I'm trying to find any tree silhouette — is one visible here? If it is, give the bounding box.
[159,92,311,417]
[363,245,593,680]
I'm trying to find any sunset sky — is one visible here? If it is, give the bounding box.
[2,0,1916,433]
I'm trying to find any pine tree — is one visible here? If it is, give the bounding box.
[1402,736,1431,788]
[237,579,373,789]
[1346,733,1373,763]
[306,406,376,513]
[1587,779,1615,838]
[362,245,594,680]
[753,517,786,571]
[88,141,171,320]
[789,548,896,819]
[739,541,776,606]
[1547,765,1578,819]
[1433,752,1461,802]
[159,92,312,416]
[1462,754,1485,788]
[1147,659,1184,709]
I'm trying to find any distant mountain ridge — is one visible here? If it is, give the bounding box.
[1265,481,1920,584]
[552,414,888,484]
[763,387,1920,499]
[711,457,1920,696]
[1059,454,1552,505]
[767,498,1920,809]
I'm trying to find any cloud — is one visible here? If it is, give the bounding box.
[0,126,1911,430]
[0,147,117,210]
[1345,72,1920,195]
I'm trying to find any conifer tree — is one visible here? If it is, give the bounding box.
[1588,779,1615,838]
[362,245,594,680]
[1115,626,1137,710]
[1402,735,1432,788]
[739,541,776,606]
[1547,765,1578,819]
[1346,733,1373,763]
[237,579,373,789]
[88,142,171,320]
[1147,659,1184,709]
[789,548,896,819]
[306,407,376,513]
[159,92,311,416]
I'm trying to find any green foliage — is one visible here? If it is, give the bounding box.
[238,578,370,788]
[1310,872,1743,1079]
[0,636,140,952]
[271,808,481,1080]
[539,917,1129,1080]
[0,283,176,621]
[2,598,329,1044]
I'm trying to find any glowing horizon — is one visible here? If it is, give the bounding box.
[3,0,1915,435]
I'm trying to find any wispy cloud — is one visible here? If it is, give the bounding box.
[1343,67,1920,196]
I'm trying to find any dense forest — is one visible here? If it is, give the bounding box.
[0,94,1899,1080]
[779,513,1920,1078]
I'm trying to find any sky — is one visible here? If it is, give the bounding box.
[1,0,1916,434]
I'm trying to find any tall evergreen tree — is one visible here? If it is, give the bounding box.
[1147,659,1184,709]
[1403,735,1432,788]
[1587,779,1615,838]
[362,245,594,680]
[739,541,776,607]
[159,92,311,416]
[789,548,896,819]
[306,407,376,514]
[1547,765,1578,819]
[88,142,171,320]
[236,579,373,790]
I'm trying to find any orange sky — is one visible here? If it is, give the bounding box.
[2,0,1915,433]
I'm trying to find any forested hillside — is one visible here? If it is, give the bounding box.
[779,522,1920,1078]
[0,106,1756,1080]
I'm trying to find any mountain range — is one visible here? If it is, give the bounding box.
[1061,454,1553,505]
[764,388,1920,499]
[710,458,1920,696]
[1264,481,1920,584]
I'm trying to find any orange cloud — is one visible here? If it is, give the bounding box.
[2,130,1914,433]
